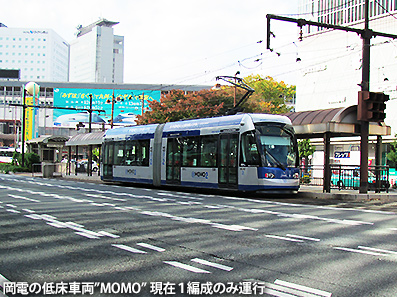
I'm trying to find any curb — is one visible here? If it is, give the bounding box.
[297,191,397,202]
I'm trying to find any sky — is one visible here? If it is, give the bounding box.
[0,0,300,87]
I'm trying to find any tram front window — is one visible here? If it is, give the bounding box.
[255,125,297,169]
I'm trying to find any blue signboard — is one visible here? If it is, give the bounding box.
[53,88,161,126]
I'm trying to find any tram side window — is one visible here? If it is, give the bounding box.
[113,141,125,165]
[182,137,199,167]
[125,139,149,166]
[103,142,114,165]
[240,132,261,166]
[200,136,217,167]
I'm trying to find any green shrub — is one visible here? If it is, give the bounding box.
[2,152,41,173]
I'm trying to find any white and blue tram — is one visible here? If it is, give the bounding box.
[101,113,300,192]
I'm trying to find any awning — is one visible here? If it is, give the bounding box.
[285,105,391,138]
[65,132,105,146]
[26,135,70,144]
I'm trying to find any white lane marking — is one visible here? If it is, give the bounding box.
[163,261,210,274]
[0,273,10,286]
[274,279,332,297]
[139,210,257,232]
[5,204,16,208]
[6,209,20,214]
[0,273,10,297]
[47,222,69,228]
[211,223,258,232]
[137,242,165,252]
[266,235,304,243]
[98,231,120,238]
[286,234,321,242]
[263,287,296,297]
[342,219,374,225]
[191,258,233,272]
[8,194,40,203]
[333,246,385,256]
[75,232,101,239]
[85,193,126,202]
[24,214,43,220]
[112,244,147,254]
[358,246,397,255]
[22,209,35,213]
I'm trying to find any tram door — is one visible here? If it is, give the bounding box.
[102,142,113,180]
[218,133,238,189]
[166,138,182,184]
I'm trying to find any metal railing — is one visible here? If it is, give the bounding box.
[300,164,390,192]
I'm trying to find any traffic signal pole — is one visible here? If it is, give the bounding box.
[360,0,370,193]
[267,0,397,193]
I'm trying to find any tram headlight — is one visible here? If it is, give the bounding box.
[264,173,275,179]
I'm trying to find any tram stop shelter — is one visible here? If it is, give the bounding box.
[64,131,104,176]
[285,105,391,193]
[26,135,69,163]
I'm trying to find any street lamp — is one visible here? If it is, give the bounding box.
[21,81,39,167]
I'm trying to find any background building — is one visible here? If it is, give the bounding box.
[297,0,397,134]
[0,81,211,146]
[0,24,69,82]
[69,19,124,84]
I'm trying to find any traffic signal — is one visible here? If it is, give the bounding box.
[357,91,389,122]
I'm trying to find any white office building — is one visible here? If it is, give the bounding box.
[297,0,397,134]
[69,19,124,83]
[0,25,69,82]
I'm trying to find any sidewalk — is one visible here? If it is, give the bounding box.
[298,184,397,202]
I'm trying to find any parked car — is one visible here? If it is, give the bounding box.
[76,160,99,173]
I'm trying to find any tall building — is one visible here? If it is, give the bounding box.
[69,19,124,83]
[0,24,69,82]
[296,0,397,133]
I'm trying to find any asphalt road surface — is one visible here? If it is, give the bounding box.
[0,173,396,296]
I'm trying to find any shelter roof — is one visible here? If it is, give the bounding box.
[285,105,390,138]
[65,132,105,146]
[26,135,69,144]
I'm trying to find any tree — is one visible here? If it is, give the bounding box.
[244,74,295,114]
[386,136,397,169]
[298,139,316,162]
[298,139,315,184]
[135,89,235,124]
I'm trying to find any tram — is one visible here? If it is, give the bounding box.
[101,113,300,192]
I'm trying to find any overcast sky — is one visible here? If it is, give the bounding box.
[1,0,300,86]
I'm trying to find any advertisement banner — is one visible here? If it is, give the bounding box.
[24,96,34,141]
[53,88,161,127]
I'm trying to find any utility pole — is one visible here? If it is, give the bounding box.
[359,0,371,193]
[267,0,397,193]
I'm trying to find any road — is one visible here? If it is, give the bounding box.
[0,173,396,296]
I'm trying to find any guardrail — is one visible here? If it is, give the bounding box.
[300,164,390,192]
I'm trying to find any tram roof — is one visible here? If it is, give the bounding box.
[103,113,292,140]
[104,124,159,141]
[163,113,291,132]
